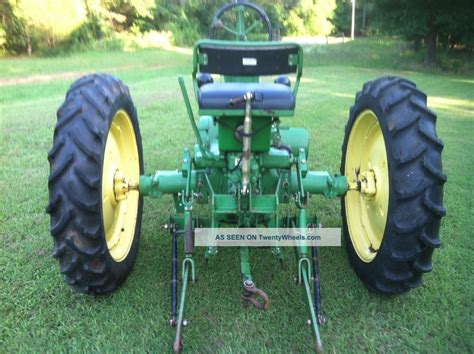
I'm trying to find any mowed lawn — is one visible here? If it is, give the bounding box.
[0,45,472,353]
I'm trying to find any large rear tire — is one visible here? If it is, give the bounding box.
[47,73,143,294]
[341,76,446,294]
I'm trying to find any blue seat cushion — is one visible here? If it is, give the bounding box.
[198,83,295,111]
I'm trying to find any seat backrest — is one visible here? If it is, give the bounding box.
[194,40,303,77]
[192,40,303,102]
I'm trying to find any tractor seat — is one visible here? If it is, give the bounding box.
[198,83,295,111]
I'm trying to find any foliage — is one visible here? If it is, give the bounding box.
[378,0,473,64]
[0,0,341,53]
[13,0,85,53]
[1,0,472,60]
[0,1,28,54]
[285,0,336,36]
[0,24,5,49]
[330,0,474,65]
[100,0,155,31]
[64,12,111,50]
[330,0,351,35]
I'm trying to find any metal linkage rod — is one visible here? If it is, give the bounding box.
[173,258,193,354]
[301,264,323,353]
[241,92,254,195]
[296,208,323,352]
[173,199,196,353]
[170,227,179,327]
[240,246,252,282]
[311,246,324,325]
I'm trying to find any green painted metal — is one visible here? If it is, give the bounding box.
[139,171,196,197]
[301,262,323,352]
[260,148,294,168]
[173,256,195,353]
[140,168,347,200]
[250,194,277,213]
[240,247,252,281]
[236,5,244,40]
[297,207,308,255]
[178,76,211,159]
[224,76,259,83]
[198,108,296,117]
[294,210,323,351]
[218,116,272,152]
[290,172,348,198]
[140,8,351,351]
[279,127,310,156]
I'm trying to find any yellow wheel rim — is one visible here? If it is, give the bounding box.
[102,110,140,262]
[345,110,389,263]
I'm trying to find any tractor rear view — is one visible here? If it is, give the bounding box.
[47,1,445,352]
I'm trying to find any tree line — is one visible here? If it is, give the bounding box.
[1,0,472,65]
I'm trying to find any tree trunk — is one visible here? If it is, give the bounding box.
[414,38,421,52]
[27,33,32,56]
[362,0,367,32]
[424,29,437,66]
[446,34,451,53]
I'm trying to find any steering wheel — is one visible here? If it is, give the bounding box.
[209,1,272,41]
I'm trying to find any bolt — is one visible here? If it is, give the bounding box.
[301,159,306,164]
[306,319,312,326]
[244,279,254,288]
[183,319,189,326]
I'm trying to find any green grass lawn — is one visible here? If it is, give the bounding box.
[1,42,473,352]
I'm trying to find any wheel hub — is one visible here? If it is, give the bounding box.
[349,170,377,198]
[113,169,138,202]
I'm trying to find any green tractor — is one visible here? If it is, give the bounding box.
[47,1,445,352]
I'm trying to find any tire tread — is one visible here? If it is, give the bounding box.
[341,76,445,294]
[47,73,142,294]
